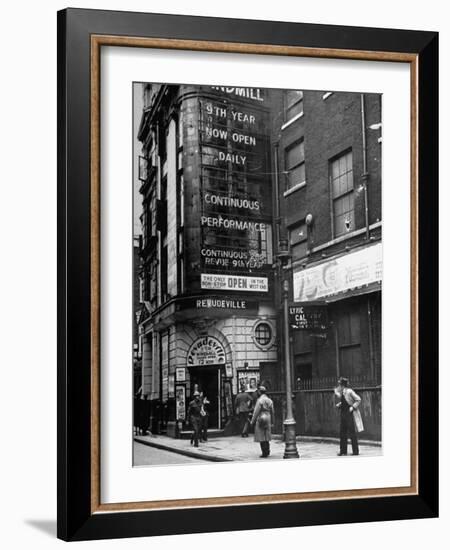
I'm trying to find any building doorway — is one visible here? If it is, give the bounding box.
[189,366,221,429]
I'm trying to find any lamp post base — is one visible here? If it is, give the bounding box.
[283,418,300,459]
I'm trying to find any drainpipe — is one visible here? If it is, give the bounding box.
[360,94,370,241]
[273,142,283,369]
[273,143,281,250]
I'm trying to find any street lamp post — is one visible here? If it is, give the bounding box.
[277,239,300,459]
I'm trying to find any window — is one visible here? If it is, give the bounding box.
[255,323,271,346]
[330,150,354,237]
[253,321,273,349]
[284,90,303,121]
[290,222,308,261]
[138,156,148,182]
[337,306,362,379]
[285,139,305,191]
[141,199,153,248]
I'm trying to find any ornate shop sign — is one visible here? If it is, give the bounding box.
[201,273,268,292]
[187,336,226,366]
[293,243,382,302]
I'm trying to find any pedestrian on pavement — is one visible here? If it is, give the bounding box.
[250,386,274,458]
[334,376,364,456]
[188,391,203,447]
[235,383,252,437]
[200,392,210,442]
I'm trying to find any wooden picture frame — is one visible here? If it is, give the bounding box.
[57,8,438,541]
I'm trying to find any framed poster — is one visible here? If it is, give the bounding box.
[225,363,233,378]
[57,8,438,542]
[175,386,186,421]
[176,367,186,382]
[237,369,261,392]
[168,374,175,399]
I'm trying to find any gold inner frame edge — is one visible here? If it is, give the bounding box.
[89,35,419,514]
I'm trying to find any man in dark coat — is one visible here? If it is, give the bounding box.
[188,391,203,447]
[200,393,210,442]
[234,383,252,437]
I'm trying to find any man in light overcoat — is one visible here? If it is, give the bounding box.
[250,386,274,458]
[334,376,364,455]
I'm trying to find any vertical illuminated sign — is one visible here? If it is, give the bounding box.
[198,88,273,292]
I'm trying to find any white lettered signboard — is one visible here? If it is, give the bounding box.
[293,242,382,302]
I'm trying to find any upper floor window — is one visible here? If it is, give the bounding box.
[141,200,152,247]
[285,139,305,191]
[330,150,354,237]
[289,222,308,261]
[284,90,303,121]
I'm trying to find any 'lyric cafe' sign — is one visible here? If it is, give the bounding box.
[289,304,329,331]
[199,87,272,293]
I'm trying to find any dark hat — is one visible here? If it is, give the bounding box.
[338,377,349,386]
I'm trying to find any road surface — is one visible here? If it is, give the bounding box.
[133,440,210,466]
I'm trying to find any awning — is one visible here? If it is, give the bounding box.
[324,281,382,303]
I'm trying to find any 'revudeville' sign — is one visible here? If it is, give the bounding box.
[198,87,273,292]
[289,304,329,331]
[178,296,259,311]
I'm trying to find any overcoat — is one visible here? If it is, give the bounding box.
[335,387,364,432]
[251,394,274,442]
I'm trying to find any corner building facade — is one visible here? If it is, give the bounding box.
[137,85,278,436]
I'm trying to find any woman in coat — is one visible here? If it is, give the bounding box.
[250,386,274,458]
[334,377,364,456]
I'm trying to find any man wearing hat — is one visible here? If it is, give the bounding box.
[234,382,252,437]
[334,377,364,456]
[250,386,274,458]
[188,391,203,447]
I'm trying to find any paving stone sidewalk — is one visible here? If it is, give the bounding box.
[134,434,382,463]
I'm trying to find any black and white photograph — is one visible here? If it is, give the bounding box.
[0,0,443,546]
[132,83,383,466]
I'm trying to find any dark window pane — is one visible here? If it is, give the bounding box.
[289,164,305,187]
[286,101,303,120]
[285,90,303,120]
[255,323,272,346]
[286,140,304,169]
[290,223,307,246]
[291,241,308,261]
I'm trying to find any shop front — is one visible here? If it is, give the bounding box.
[291,242,382,439]
[141,309,278,437]
[185,334,228,430]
